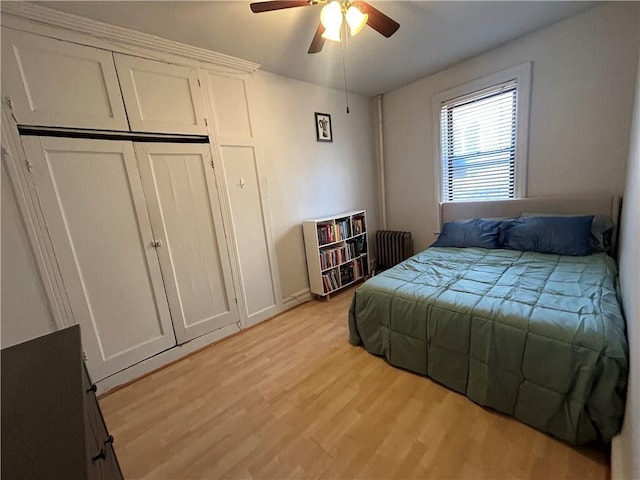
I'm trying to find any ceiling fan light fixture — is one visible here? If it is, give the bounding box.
[320,1,343,42]
[346,5,368,36]
[321,25,342,42]
[249,0,400,54]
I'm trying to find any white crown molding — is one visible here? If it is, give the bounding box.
[0,2,260,74]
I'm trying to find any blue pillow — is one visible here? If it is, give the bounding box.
[432,218,502,249]
[520,212,614,253]
[499,216,594,256]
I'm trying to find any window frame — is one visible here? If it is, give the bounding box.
[432,62,532,207]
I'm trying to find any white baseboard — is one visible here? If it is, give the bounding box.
[95,322,240,395]
[282,288,313,311]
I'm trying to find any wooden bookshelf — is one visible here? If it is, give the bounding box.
[303,210,369,297]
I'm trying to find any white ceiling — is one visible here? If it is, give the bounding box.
[36,1,598,97]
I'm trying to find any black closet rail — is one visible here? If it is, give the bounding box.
[18,125,209,143]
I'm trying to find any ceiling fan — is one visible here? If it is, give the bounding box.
[249,1,400,54]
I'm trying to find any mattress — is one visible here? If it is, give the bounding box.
[348,247,628,444]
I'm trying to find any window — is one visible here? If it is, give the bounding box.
[434,63,531,203]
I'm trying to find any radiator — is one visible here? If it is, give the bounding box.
[375,230,413,271]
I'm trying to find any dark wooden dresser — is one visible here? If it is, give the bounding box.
[1,325,123,479]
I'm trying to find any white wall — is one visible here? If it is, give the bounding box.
[383,2,640,251]
[614,30,640,480]
[0,56,378,350]
[1,157,55,348]
[251,70,378,301]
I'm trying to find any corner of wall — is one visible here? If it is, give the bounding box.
[611,17,640,480]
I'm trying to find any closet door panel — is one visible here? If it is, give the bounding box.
[114,53,207,135]
[205,73,252,140]
[135,143,239,343]
[1,28,129,131]
[220,146,277,322]
[22,137,176,381]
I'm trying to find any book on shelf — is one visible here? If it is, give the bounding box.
[346,236,367,256]
[336,218,351,240]
[346,243,355,259]
[354,258,361,279]
[322,269,340,293]
[318,223,348,245]
[316,223,333,245]
[319,245,350,270]
[352,216,365,235]
[322,275,331,292]
[340,264,354,285]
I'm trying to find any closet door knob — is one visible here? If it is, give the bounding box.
[151,240,162,248]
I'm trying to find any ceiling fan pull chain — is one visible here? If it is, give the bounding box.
[341,20,350,114]
[342,55,350,114]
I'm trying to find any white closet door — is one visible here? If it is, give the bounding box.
[1,28,129,131]
[135,143,239,343]
[114,53,207,135]
[22,137,176,381]
[220,146,278,325]
[204,70,280,326]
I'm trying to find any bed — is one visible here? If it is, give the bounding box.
[348,194,628,445]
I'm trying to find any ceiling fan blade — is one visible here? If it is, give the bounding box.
[250,1,312,13]
[308,23,326,54]
[353,1,400,38]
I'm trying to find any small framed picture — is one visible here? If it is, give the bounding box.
[315,112,333,143]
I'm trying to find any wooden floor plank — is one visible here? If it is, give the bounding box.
[100,286,610,479]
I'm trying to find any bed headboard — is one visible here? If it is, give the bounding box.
[439,193,621,253]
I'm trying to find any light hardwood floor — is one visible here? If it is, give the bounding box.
[100,286,609,479]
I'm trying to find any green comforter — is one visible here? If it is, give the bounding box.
[348,247,628,444]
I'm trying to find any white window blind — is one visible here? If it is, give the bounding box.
[440,80,518,202]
